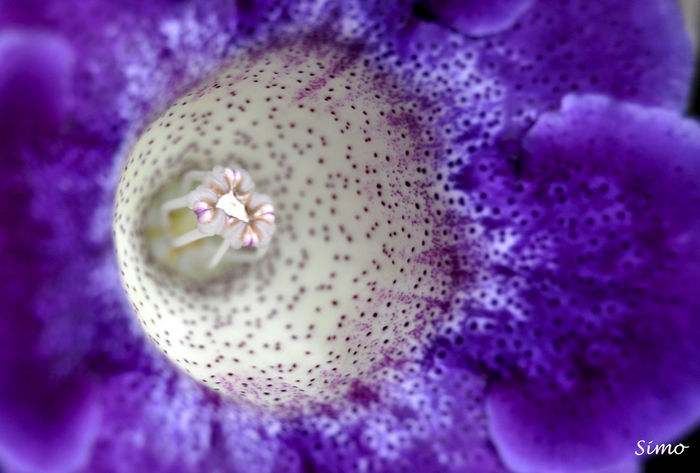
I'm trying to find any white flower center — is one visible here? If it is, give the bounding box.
[113,37,464,413]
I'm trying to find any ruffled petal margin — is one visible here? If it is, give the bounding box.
[453,94,700,472]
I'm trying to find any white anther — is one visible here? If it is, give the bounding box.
[160,165,276,269]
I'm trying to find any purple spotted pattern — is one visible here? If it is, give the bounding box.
[0,1,698,473]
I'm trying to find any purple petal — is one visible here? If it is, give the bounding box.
[479,0,693,131]
[0,363,99,473]
[0,28,103,473]
[450,94,700,472]
[0,30,74,143]
[84,364,286,473]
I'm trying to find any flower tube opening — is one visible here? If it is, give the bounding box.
[113,36,475,414]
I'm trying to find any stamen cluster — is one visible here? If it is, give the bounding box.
[187,166,276,249]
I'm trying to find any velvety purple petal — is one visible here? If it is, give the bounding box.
[0,30,73,143]
[0,374,99,473]
[478,0,693,131]
[0,27,103,473]
[84,361,287,473]
[447,94,700,472]
[420,0,535,36]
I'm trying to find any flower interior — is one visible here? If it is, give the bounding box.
[113,36,474,413]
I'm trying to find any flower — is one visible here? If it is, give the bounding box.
[1,1,699,473]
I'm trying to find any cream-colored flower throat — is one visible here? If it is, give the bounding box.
[114,38,464,412]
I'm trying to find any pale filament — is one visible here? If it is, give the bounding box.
[161,166,276,269]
